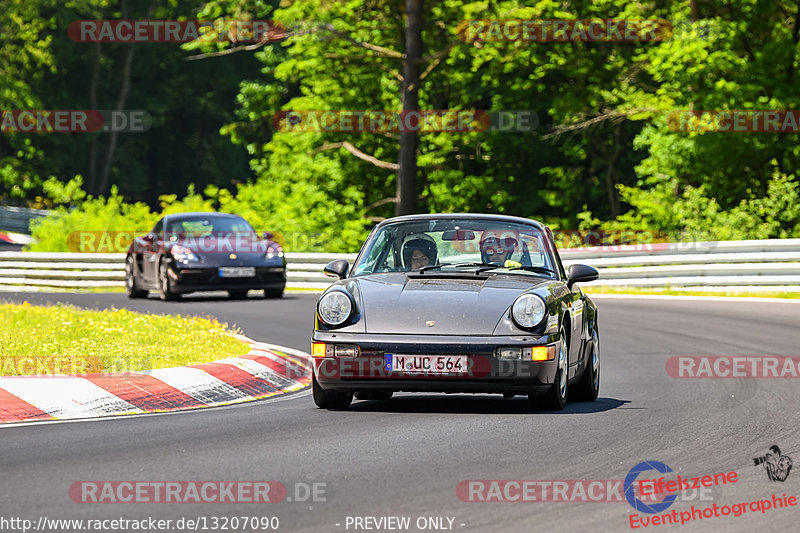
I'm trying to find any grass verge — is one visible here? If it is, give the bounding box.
[0,302,250,376]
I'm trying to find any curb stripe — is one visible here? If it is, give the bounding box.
[189,362,281,398]
[215,357,297,389]
[82,374,206,412]
[0,337,311,425]
[239,353,307,384]
[0,388,54,423]
[143,367,251,406]
[0,377,143,419]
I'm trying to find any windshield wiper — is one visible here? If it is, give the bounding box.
[418,262,497,273]
[475,265,555,275]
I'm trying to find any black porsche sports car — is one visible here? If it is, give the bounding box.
[125,212,286,300]
[311,213,600,410]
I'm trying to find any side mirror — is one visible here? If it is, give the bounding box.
[567,264,598,288]
[143,233,155,243]
[262,231,274,240]
[324,259,349,280]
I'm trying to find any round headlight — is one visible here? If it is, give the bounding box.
[511,294,546,328]
[318,291,353,325]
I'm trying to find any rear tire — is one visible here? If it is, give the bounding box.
[125,256,147,299]
[263,288,284,299]
[354,391,393,401]
[158,260,180,301]
[312,374,353,409]
[530,326,568,411]
[228,290,249,299]
[573,326,600,402]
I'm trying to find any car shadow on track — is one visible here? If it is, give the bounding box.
[348,395,628,415]
[140,292,300,303]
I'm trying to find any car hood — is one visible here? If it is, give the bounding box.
[355,273,550,335]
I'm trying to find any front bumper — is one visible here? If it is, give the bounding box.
[168,264,286,293]
[311,331,560,394]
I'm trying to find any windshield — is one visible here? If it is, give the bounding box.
[163,216,256,237]
[351,218,557,277]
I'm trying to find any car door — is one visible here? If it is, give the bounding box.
[142,218,163,284]
[546,229,583,378]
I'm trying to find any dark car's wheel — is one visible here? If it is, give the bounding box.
[354,391,393,401]
[312,374,353,409]
[228,290,249,299]
[158,260,180,301]
[263,288,284,299]
[531,326,568,411]
[573,325,600,402]
[125,256,147,299]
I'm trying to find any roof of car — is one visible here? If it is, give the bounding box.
[161,212,245,222]
[374,213,546,230]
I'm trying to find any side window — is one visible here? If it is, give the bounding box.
[357,231,395,274]
[151,219,163,235]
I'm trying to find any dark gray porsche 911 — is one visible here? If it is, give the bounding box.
[311,213,600,411]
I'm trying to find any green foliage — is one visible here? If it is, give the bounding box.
[27,184,157,252]
[599,171,800,241]
[9,0,800,248]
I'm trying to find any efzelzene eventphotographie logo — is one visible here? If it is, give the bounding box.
[624,461,678,514]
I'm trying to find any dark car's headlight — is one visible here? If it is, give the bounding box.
[511,294,546,328]
[266,245,284,261]
[171,244,199,263]
[318,291,353,326]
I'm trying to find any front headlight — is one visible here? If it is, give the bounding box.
[171,244,199,263]
[511,294,546,328]
[318,291,353,326]
[266,245,284,260]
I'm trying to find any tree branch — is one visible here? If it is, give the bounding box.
[541,108,653,139]
[184,39,271,61]
[321,23,404,59]
[310,141,400,170]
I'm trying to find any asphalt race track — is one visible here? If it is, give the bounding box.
[1,291,800,533]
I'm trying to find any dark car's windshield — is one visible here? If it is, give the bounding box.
[162,216,256,237]
[351,218,557,277]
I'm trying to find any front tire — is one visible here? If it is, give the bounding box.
[312,374,353,409]
[263,288,284,299]
[530,326,568,411]
[228,290,249,299]
[125,256,147,299]
[573,325,600,402]
[158,260,180,301]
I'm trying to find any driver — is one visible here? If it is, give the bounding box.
[479,230,519,264]
[402,234,438,270]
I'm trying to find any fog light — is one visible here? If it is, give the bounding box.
[498,347,522,360]
[334,344,359,358]
[312,343,334,358]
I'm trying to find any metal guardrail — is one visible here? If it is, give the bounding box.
[0,239,798,291]
[0,206,55,234]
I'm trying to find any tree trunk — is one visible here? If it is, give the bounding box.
[396,0,422,216]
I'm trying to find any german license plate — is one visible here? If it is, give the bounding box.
[218,267,255,278]
[385,354,468,375]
